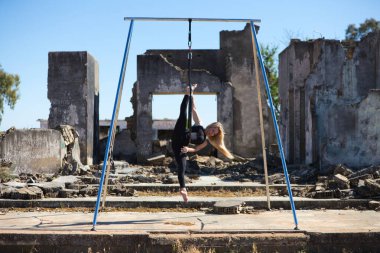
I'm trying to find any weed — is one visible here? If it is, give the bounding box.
[0,166,15,182]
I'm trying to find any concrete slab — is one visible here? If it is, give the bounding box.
[0,196,371,210]
[190,175,224,185]
[52,175,79,184]
[0,210,378,233]
[113,167,139,174]
[3,182,27,188]
[0,209,378,252]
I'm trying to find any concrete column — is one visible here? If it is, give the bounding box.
[220,24,276,157]
[279,48,291,162]
[293,89,301,164]
[48,51,99,165]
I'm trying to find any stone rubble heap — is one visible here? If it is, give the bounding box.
[0,154,379,207]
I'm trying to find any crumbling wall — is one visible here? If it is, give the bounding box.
[145,49,225,79]
[0,129,65,174]
[133,24,276,161]
[99,129,137,162]
[48,51,99,165]
[279,31,380,169]
[220,24,275,157]
[320,90,380,167]
[135,53,233,162]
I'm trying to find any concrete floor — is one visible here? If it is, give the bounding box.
[0,209,379,233]
[1,173,379,252]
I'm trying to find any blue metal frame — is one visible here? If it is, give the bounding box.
[124,17,261,23]
[91,17,299,231]
[92,19,135,231]
[250,21,299,229]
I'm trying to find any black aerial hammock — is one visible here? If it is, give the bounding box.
[186,18,193,131]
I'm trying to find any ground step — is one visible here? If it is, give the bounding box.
[0,196,370,210]
[89,183,313,192]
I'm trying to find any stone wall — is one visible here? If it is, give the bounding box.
[48,52,99,165]
[220,24,275,157]
[99,129,137,162]
[134,53,233,161]
[0,129,65,174]
[279,32,380,169]
[133,24,275,160]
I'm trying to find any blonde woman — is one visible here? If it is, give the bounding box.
[172,84,233,203]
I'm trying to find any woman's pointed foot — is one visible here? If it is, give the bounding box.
[180,188,188,203]
[186,83,197,94]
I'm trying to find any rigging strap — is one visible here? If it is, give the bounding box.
[187,19,193,130]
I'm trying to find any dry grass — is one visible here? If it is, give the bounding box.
[173,240,216,253]
[164,221,195,226]
[138,188,267,197]
[0,166,15,182]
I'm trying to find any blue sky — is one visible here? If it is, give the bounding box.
[0,0,379,130]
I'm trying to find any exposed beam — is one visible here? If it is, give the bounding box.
[152,92,218,95]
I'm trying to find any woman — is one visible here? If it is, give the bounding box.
[171,84,234,202]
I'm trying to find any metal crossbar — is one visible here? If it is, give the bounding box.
[124,17,261,23]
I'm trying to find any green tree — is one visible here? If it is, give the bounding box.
[345,18,380,41]
[261,44,279,115]
[0,65,20,124]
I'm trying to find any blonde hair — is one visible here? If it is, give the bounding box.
[205,122,234,159]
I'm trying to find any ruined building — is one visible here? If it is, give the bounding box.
[0,52,98,173]
[130,24,275,161]
[279,31,380,169]
[2,29,379,174]
[48,52,99,165]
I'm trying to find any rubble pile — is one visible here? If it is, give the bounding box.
[0,153,379,204]
[0,159,15,183]
[56,125,91,176]
[306,164,380,199]
[0,127,15,139]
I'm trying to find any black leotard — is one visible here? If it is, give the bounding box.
[171,95,205,187]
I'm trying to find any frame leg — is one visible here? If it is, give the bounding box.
[250,21,299,229]
[91,19,135,231]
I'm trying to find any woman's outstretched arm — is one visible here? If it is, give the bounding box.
[181,140,208,154]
